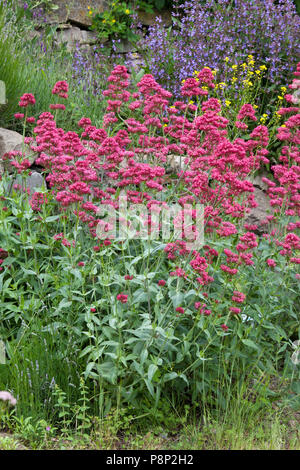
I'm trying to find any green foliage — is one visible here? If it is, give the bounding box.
[0,178,298,420]
[0,0,299,447]
[90,1,137,42]
[135,0,174,13]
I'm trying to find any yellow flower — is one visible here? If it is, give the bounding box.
[112,18,116,23]
[202,86,208,91]
[260,65,267,71]
[281,124,286,128]
[255,70,261,75]
[253,104,258,109]
[212,69,217,76]
[281,86,287,92]
[231,77,237,83]
[248,54,254,59]
[225,100,231,107]
[231,64,238,70]
[125,9,130,14]
[224,57,230,63]
[195,78,199,82]
[260,117,266,123]
[277,96,283,100]
[189,100,194,105]
[181,79,186,84]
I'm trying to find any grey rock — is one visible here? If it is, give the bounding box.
[34,0,107,27]
[38,0,68,24]
[55,26,98,51]
[245,187,272,229]
[5,171,46,196]
[26,171,46,193]
[249,172,270,191]
[68,0,107,27]
[0,128,38,176]
[0,128,23,158]
[0,128,24,174]
[137,9,172,27]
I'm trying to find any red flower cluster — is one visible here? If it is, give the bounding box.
[18,93,36,108]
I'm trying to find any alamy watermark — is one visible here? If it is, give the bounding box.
[96,193,204,250]
[0,80,6,105]
[0,340,5,365]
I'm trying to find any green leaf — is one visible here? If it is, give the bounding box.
[148,363,158,382]
[241,339,260,351]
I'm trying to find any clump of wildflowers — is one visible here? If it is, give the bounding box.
[141,0,300,98]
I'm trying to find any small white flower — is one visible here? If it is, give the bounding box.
[0,391,17,406]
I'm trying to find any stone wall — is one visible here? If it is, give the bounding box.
[27,1,171,53]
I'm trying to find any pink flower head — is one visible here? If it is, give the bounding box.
[117,293,128,303]
[232,291,246,303]
[266,258,276,268]
[181,78,202,97]
[0,391,17,406]
[158,280,166,286]
[49,103,66,110]
[78,117,92,128]
[230,307,241,314]
[52,81,69,99]
[202,98,221,113]
[18,93,35,108]
[29,192,48,212]
[237,104,257,121]
[235,121,248,130]
[176,307,185,314]
[26,116,36,123]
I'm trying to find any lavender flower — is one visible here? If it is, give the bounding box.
[141,0,300,98]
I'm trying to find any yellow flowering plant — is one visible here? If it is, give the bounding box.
[89,0,137,42]
[184,57,289,151]
[207,56,269,128]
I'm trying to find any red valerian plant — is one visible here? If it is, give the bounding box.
[0,65,299,412]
